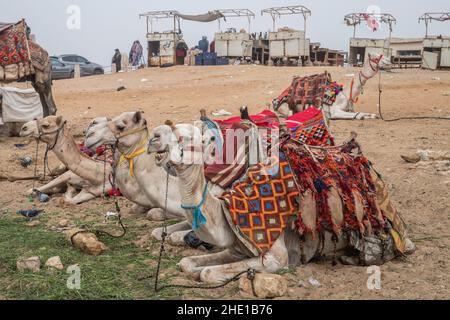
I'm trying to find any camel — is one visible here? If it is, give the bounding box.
[147,123,415,284]
[103,112,208,241]
[19,116,113,204]
[276,53,390,120]
[0,20,57,116]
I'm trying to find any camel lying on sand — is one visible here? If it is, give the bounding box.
[147,123,415,284]
[20,116,113,204]
[276,53,389,120]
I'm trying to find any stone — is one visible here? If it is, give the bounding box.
[17,256,41,272]
[239,273,288,299]
[25,221,41,227]
[45,256,64,270]
[65,229,107,256]
[58,219,71,228]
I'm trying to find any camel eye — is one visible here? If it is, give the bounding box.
[41,123,50,128]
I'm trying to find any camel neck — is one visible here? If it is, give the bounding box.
[51,129,106,185]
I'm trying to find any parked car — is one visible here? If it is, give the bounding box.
[50,57,75,80]
[51,54,104,79]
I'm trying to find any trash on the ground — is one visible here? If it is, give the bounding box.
[38,193,50,203]
[17,209,44,221]
[212,109,232,116]
[117,86,126,91]
[308,277,321,287]
[432,77,441,81]
[14,144,28,149]
[105,211,119,218]
[141,78,148,82]
[19,156,33,168]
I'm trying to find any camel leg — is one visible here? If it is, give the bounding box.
[146,208,165,221]
[166,230,193,246]
[26,171,73,195]
[66,188,97,205]
[179,249,245,280]
[151,221,191,241]
[330,108,379,120]
[198,237,289,284]
[128,204,149,215]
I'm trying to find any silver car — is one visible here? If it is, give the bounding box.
[54,54,104,78]
[51,57,75,79]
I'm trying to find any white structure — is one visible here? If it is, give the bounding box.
[262,6,311,66]
[214,9,255,59]
[139,11,187,67]
[349,37,450,69]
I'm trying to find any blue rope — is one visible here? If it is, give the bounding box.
[181,184,208,230]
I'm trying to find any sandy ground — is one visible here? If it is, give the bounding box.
[1,65,449,299]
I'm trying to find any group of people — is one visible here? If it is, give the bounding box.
[111,40,144,73]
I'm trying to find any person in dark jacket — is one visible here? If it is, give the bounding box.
[112,49,122,72]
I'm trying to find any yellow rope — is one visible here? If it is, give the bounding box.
[118,134,149,177]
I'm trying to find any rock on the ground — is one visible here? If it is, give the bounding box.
[58,219,71,228]
[65,229,107,256]
[239,273,288,299]
[17,256,41,272]
[45,256,64,270]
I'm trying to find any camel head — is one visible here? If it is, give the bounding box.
[20,116,66,144]
[366,53,391,72]
[148,122,203,173]
[84,117,115,151]
[107,111,148,152]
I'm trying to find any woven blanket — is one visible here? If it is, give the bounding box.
[282,139,386,236]
[0,21,29,67]
[204,121,260,189]
[276,74,345,109]
[204,108,333,189]
[276,73,328,111]
[289,109,334,146]
[221,151,299,253]
[222,138,401,255]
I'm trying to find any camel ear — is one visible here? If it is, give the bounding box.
[56,116,63,126]
[133,111,142,124]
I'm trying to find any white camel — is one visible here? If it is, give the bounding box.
[103,112,206,242]
[147,123,415,284]
[19,116,115,204]
[276,53,390,120]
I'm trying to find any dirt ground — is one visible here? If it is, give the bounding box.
[0,65,449,300]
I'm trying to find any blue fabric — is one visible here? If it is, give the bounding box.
[202,118,223,155]
[181,184,208,230]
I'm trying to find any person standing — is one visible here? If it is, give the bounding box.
[112,49,122,72]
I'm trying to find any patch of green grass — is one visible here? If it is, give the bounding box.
[0,216,181,300]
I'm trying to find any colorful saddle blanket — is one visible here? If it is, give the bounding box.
[275,73,344,109]
[204,109,333,189]
[221,138,404,255]
[0,21,30,67]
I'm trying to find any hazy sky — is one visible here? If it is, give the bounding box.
[2,0,449,66]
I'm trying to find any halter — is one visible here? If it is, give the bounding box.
[181,183,208,230]
[116,125,149,177]
[35,118,67,150]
